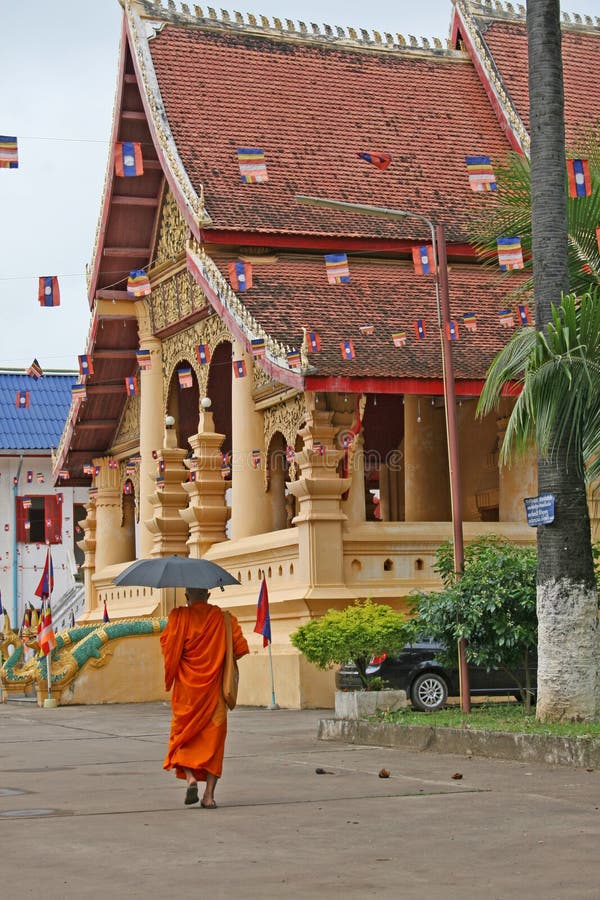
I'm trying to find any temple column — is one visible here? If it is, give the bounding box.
[341,432,366,524]
[181,402,229,558]
[136,301,164,558]
[93,457,131,571]
[230,340,270,539]
[403,395,451,521]
[77,500,97,615]
[145,425,189,557]
[497,413,537,522]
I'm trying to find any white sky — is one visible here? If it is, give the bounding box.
[1,0,598,369]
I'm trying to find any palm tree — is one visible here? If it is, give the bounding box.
[475,0,599,721]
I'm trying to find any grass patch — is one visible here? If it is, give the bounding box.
[375,702,600,739]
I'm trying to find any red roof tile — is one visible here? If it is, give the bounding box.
[146,26,513,242]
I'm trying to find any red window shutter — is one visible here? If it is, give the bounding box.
[44,495,63,545]
[15,497,27,543]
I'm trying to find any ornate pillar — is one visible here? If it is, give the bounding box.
[404,395,451,521]
[145,425,189,557]
[77,500,97,614]
[181,403,229,558]
[341,432,366,524]
[93,457,132,571]
[135,300,164,558]
[497,413,537,522]
[230,340,270,539]
[286,406,351,598]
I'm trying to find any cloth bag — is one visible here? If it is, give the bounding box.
[222,610,239,710]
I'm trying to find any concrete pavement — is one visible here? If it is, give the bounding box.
[1,700,599,899]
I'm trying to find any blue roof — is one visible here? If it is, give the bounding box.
[0,372,75,450]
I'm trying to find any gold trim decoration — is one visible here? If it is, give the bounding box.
[154,188,191,266]
[161,315,233,406]
[263,393,307,485]
[150,269,209,333]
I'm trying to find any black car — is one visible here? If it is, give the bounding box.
[335,640,537,711]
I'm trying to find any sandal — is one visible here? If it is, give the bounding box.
[185,784,199,805]
[200,799,218,809]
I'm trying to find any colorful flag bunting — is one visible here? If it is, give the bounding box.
[108,459,119,470]
[94,465,101,475]
[39,602,57,656]
[83,464,95,475]
[37,472,44,484]
[228,260,253,292]
[125,465,136,476]
[357,151,392,171]
[236,147,268,183]
[178,368,193,389]
[221,452,232,479]
[412,245,436,275]
[103,600,110,623]
[463,312,477,332]
[287,349,301,367]
[22,496,32,509]
[0,135,18,168]
[359,324,375,335]
[195,343,211,365]
[307,331,321,352]
[123,481,133,495]
[26,358,43,379]
[254,577,271,647]
[56,492,64,503]
[26,471,33,484]
[392,331,407,347]
[285,445,295,462]
[15,390,30,409]
[78,354,94,377]
[313,441,325,455]
[517,304,532,325]
[251,338,266,357]
[125,376,138,396]
[35,547,54,599]
[325,253,351,284]
[58,469,70,480]
[114,141,143,177]
[414,319,426,340]
[136,349,152,370]
[233,359,247,378]
[72,384,87,402]
[567,158,592,198]
[499,309,515,328]
[127,269,151,297]
[38,276,60,307]
[465,155,497,192]
[340,339,356,360]
[446,320,460,341]
[497,237,524,270]
[251,449,261,469]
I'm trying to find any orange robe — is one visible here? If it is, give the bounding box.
[160,602,249,782]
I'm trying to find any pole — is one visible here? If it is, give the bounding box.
[12,454,24,627]
[266,641,279,710]
[434,225,471,713]
[43,545,57,708]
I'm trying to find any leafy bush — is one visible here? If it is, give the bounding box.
[290,599,410,689]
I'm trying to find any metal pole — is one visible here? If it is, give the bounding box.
[12,454,24,627]
[267,641,279,710]
[434,225,470,713]
[43,545,57,708]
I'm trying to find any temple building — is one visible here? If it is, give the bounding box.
[50,0,600,707]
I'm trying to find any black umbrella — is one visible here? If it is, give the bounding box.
[113,556,240,590]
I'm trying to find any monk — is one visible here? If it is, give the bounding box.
[160,587,249,808]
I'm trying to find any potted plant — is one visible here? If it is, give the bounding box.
[290,600,411,719]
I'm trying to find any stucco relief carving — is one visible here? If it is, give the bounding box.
[263,393,307,484]
[252,361,273,391]
[161,315,233,407]
[113,395,141,448]
[154,189,190,266]
[151,270,209,333]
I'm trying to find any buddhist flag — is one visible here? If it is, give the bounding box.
[72,384,87,402]
[58,469,70,480]
[392,331,407,347]
[497,237,524,270]
[26,470,33,484]
[446,320,460,341]
[307,331,321,352]
[251,449,261,469]
[38,276,60,307]
[465,155,497,192]
[499,309,515,328]
[228,260,253,292]
[103,600,110,623]
[136,349,152,370]
[38,602,57,657]
[221,452,232,478]
[78,354,94,377]
[325,253,350,284]
[125,376,138,396]
[26,358,43,379]
[287,349,301,367]
[412,245,436,275]
[254,577,271,647]
[251,338,266,357]
[233,359,247,378]
[37,472,44,484]
[567,158,592,198]
[414,319,426,340]
[35,547,54,599]
[359,324,375,335]
[127,269,151,297]
[463,312,477,332]
[22,496,32,509]
[340,339,356,360]
[178,368,193,389]
[237,147,268,183]
[285,445,295,462]
[16,390,30,409]
[517,304,532,325]
[0,135,18,168]
[196,344,211,364]
[357,151,392,171]
[115,141,143,177]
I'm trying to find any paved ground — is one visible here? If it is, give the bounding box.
[1,700,599,899]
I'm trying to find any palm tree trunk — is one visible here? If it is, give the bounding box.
[527,0,598,721]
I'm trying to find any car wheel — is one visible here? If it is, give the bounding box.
[410,672,448,711]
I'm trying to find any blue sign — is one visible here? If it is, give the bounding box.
[524,494,555,527]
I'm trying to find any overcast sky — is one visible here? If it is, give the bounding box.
[1,0,597,370]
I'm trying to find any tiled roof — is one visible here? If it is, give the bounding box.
[145,25,513,242]
[0,373,74,450]
[465,15,600,143]
[212,255,529,381]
